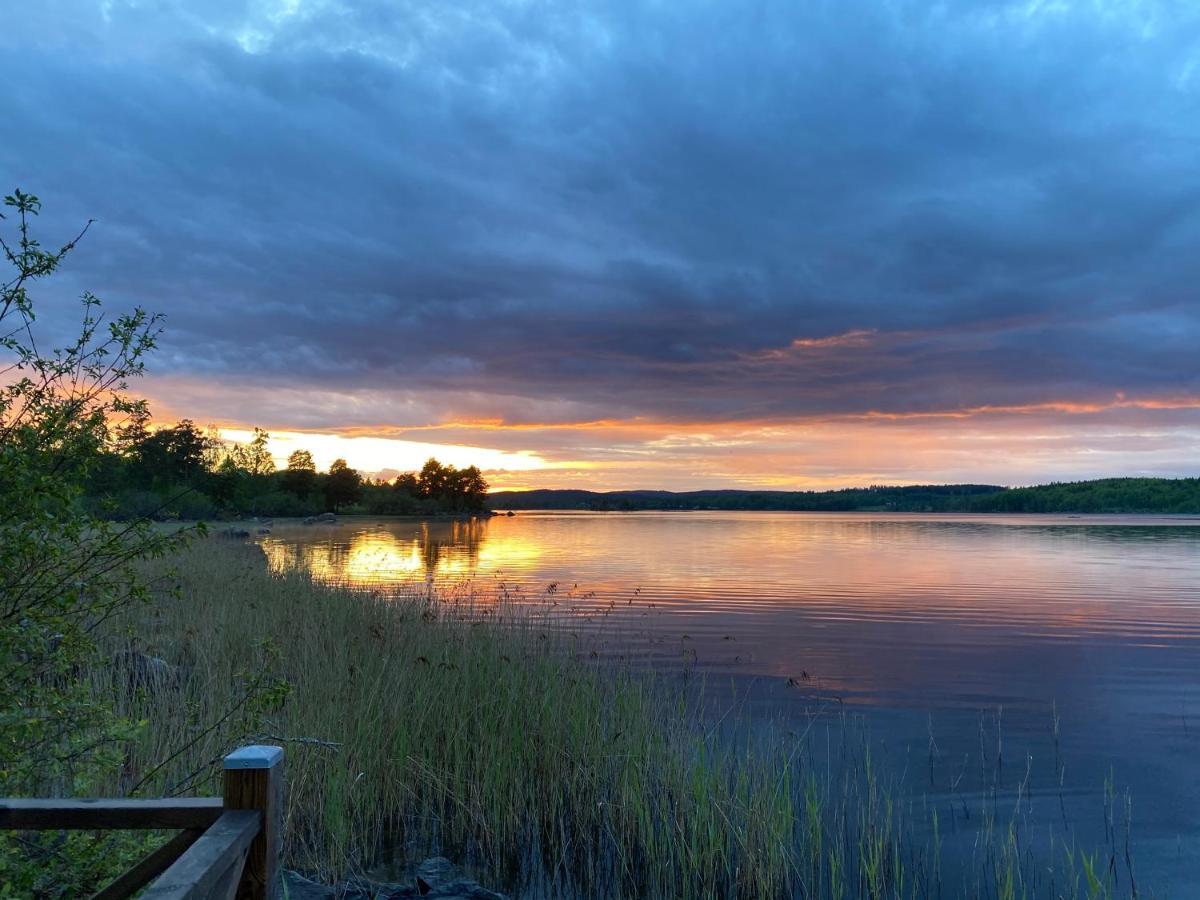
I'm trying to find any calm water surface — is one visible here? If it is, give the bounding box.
[260,511,1200,893]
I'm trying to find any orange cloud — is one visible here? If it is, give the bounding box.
[854,395,1200,421]
[743,329,879,361]
[368,392,1200,436]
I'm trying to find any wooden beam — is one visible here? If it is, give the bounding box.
[90,828,204,900]
[222,745,284,900]
[0,798,224,830]
[139,810,261,900]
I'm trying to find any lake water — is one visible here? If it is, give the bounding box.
[259,510,1200,894]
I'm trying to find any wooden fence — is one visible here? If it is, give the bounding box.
[0,745,284,900]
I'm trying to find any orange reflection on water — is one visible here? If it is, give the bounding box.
[260,517,544,587]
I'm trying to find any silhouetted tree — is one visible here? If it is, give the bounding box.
[324,458,362,512]
[393,471,419,495]
[418,458,449,498]
[111,404,150,458]
[282,449,317,499]
[132,419,211,484]
[406,458,489,512]
[447,464,488,512]
[207,455,243,507]
[242,427,275,476]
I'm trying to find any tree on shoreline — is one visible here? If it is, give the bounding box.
[385,458,489,514]
[324,457,362,512]
[0,190,175,795]
[283,448,317,498]
[82,423,496,517]
[128,418,210,485]
[236,426,275,477]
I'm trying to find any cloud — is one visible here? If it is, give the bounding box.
[3,0,1199,485]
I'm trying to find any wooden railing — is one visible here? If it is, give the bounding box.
[0,745,284,900]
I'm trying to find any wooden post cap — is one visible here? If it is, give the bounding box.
[223,746,284,770]
[222,745,284,899]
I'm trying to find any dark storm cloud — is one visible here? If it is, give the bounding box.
[3,0,1199,427]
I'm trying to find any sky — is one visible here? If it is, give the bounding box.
[3,0,1199,491]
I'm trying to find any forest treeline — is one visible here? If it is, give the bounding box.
[87,417,489,519]
[491,478,1200,514]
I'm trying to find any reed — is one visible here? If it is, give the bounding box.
[88,536,1133,899]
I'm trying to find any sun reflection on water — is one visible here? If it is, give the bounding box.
[260,517,544,587]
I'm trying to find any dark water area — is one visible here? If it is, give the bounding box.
[260,511,1200,894]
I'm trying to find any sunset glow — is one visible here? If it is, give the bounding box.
[9,0,1198,490]
[203,393,1200,491]
[218,428,552,483]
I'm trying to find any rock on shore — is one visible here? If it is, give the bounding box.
[302,512,339,525]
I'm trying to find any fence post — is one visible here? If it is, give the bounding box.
[223,745,284,900]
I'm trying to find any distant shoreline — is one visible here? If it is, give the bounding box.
[491,509,1200,519]
[488,476,1200,515]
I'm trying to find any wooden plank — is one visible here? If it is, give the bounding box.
[140,810,261,900]
[91,828,203,900]
[222,745,283,900]
[0,798,225,830]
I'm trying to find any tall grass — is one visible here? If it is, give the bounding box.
[88,537,1134,899]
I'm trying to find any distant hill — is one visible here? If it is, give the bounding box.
[490,478,1200,514]
[969,477,1200,514]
